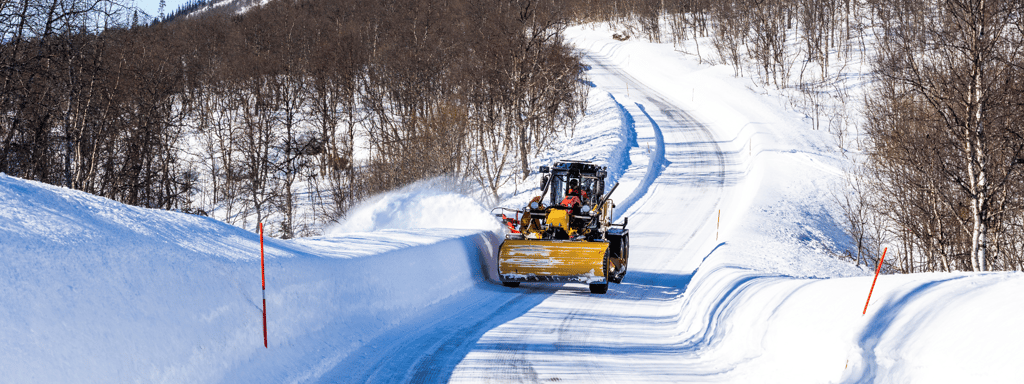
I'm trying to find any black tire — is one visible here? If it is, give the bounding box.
[623,235,629,264]
[502,281,520,288]
[618,235,629,281]
[609,234,629,284]
[589,246,611,294]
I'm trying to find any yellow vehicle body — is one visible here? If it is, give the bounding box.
[545,209,572,234]
[498,239,610,283]
[494,160,628,293]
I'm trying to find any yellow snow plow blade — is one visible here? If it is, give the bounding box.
[498,239,609,283]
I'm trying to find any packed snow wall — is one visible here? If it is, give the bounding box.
[0,173,502,383]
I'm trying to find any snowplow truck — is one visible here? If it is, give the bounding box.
[497,161,629,294]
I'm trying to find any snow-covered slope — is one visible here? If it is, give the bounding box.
[0,173,503,383]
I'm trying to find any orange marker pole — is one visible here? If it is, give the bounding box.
[862,247,888,315]
[260,223,267,348]
[716,210,721,241]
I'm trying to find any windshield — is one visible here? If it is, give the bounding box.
[549,173,601,207]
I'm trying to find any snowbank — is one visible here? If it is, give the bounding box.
[0,173,500,383]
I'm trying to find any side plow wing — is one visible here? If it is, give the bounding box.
[498,240,609,283]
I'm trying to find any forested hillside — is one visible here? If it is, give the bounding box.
[0,0,586,238]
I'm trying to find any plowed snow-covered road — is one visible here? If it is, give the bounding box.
[319,33,736,383]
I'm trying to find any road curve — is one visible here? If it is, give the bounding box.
[316,44,736,384]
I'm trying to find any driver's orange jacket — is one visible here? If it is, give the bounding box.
[560,195,582,207]
[567,188,588,200]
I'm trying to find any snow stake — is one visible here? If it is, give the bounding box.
[862,247,888,315]
[260,223,267,348]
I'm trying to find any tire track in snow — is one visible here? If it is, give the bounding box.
[584,55,670,222]
[584,51,728,273]
[316,286,548,383]
[405,289,542,383]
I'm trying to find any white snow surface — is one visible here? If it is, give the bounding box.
[1,23,1023,384]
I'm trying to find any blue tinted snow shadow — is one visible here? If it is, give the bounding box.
[845,276,968,383]
[613,102,668,222]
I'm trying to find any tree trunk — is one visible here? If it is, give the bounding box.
[967,3,988,271]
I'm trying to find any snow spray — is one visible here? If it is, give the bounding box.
[862,247,888,315]
[260,223,267,348]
